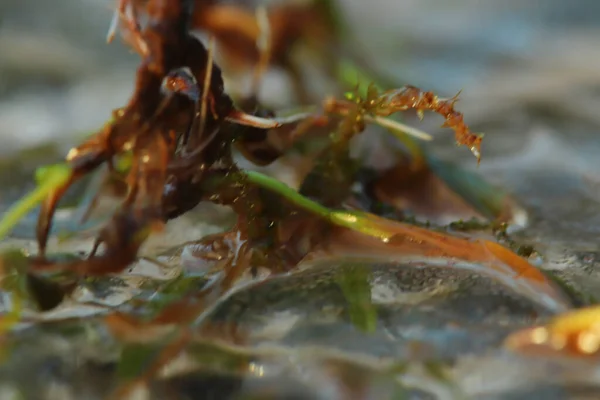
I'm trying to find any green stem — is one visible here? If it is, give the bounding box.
[244,170,332,219]
[0,163,72,240]
[244,170,392,240]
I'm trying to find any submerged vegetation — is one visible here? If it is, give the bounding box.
[0,0,597,398]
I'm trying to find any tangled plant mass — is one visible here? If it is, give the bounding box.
[18,0,486,276]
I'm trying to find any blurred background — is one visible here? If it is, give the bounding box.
[2,0,600,156]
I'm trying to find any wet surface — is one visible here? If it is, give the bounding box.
[2,0,600,399]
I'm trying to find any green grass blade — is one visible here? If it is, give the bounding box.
[0,163,72,240]
[244,170,332,219]
[245,171,393,241]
